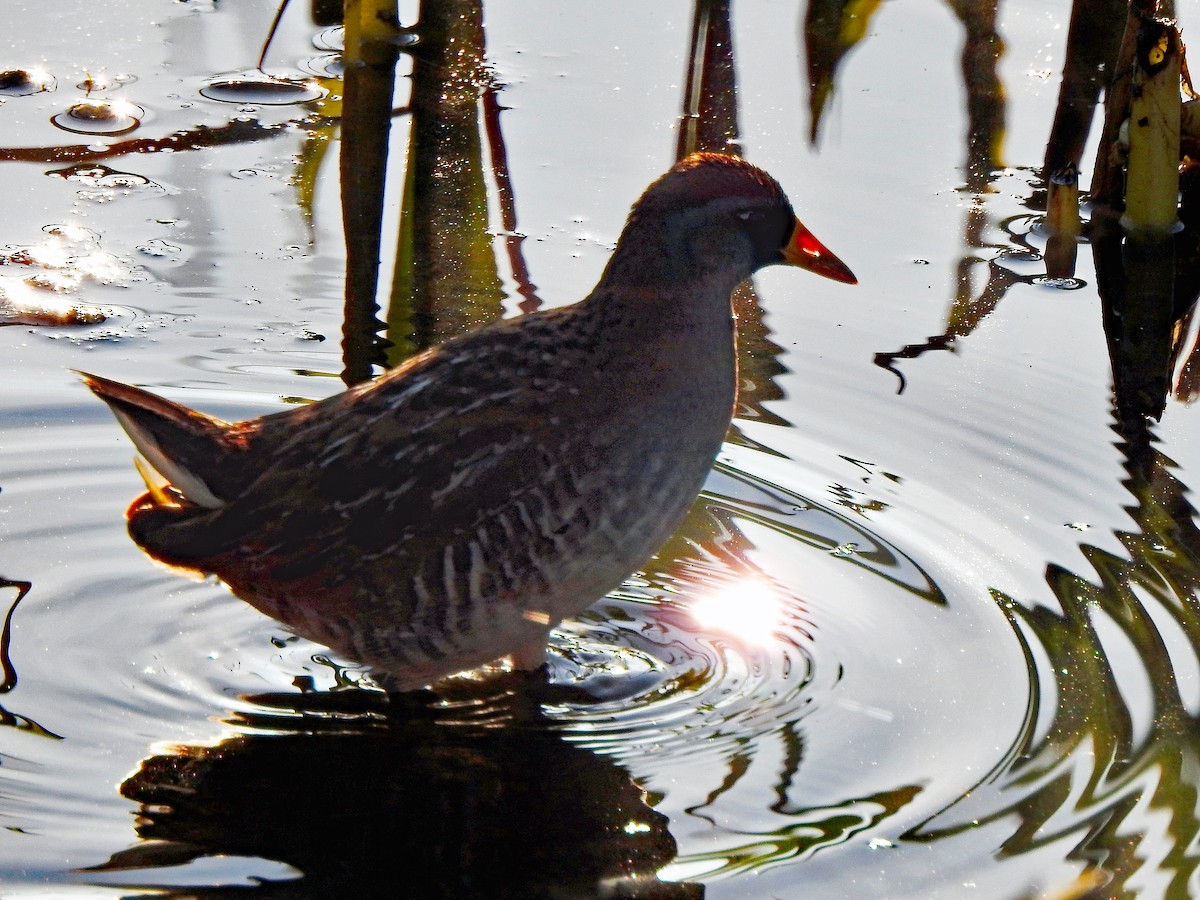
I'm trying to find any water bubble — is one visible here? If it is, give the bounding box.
[136,239,182,260]
[200,71,326,105]
[312,25,417,51]
[1033,275,1086,290]
[830,542,859,558]
[298,54,344,78]
[48,163,167,202]
[312,26,346,52]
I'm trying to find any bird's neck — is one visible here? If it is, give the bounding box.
[593,213,750,300]
[581,273,739,342]
[575,268,739,407]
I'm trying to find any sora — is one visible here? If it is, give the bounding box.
[84,152,856,690]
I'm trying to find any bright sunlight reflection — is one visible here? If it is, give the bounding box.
[690,579,784,645]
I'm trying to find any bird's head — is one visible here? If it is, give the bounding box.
[604,153,856,291]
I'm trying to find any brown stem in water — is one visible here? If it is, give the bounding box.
[340,0,401,386]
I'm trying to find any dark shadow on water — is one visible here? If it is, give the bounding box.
[86,681,702,899]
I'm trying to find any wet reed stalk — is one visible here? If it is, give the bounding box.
[1042,0,1128,179]
[1045,165,1082,278]
[1122,18,1182,233]
[1181,99,1200,150]
[1091,0,1159,209]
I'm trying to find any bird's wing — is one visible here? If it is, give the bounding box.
[162,311,616,563]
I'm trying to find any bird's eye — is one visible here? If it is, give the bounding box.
[735,209,763,223]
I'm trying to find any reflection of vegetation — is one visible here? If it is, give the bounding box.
[947,0,1006,189]
[863,2,1200,891]
[803,0,1200,892]
[0,578,27,692]
[679,0,789,431]
[679,0,741,159]
[1090,15,1197,439]
[862,0,1010,388]
[386,0,505,364]
[0,118,294,165]
[874,214,1036,393]
[1094,227,1180,438]
[874,0,1200,416]
[671,785,920,879]
[637,465,929,879]
[1044,0,1126,179]
[913,437,1200,896]
[803,0,883,143]
[339,0,402,385]
[338,0,536,379]
[686,461,946,604]
[807,0,1003,177]
[0,579,60,738]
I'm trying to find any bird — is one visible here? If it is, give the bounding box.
[83,152,856,691]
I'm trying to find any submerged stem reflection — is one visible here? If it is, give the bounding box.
[927,434,1200,896]
[0,579,60,739]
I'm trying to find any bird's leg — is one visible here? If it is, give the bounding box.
[508,632,550,672]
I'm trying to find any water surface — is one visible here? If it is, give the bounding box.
[1,0,1198,897]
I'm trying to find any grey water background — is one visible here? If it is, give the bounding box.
[1,0,1198,896]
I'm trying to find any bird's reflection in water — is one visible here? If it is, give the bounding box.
[89,680,703,899]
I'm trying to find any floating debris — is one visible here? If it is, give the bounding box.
[76,72,136,93]
[0,223,140,326]
[0,67,55,96]
[0,281,107,327]
[51,99,144,136]
[135,239,182,261]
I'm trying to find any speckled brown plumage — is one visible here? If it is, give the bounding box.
[84,152,856,689]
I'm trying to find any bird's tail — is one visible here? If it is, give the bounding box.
[79,371,240,509]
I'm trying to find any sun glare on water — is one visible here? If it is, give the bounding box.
[690,579,784,645]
